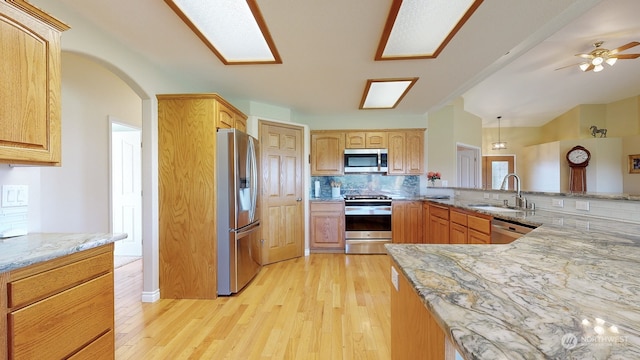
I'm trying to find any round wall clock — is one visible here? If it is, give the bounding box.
[566,145,590,192]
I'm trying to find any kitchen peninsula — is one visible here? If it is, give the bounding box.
[387,201,640,359]
[0,233,126,359]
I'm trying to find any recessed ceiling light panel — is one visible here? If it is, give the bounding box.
[167,0,281,64]
[360,78,418,109]
[376,0,483,60]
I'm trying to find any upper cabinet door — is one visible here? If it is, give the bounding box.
[311,132,344,175]
[345,132,366,149]
[387,132,406,174]
[365,132,387,149]
[405,131,424,174]
[0,2,69,165]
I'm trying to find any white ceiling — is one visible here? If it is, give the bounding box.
[39,0,640,128]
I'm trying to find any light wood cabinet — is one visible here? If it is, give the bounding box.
[422,202,431,243]
[450,209,468,244]
[157,93,246,299]
[388,130,424,175]
[392,200,423,244]
[310,202,345,250]
[468,214,492,244]
[310,131,344,175]
[216,99,248,131]
[0,1,69,165]
[345,132,388,149]
[429,204,450,244]
[1,244,114,360]
[391,263,445,359]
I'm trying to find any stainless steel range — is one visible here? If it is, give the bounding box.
[344,194,392,254]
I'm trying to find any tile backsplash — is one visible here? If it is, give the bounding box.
[311,174,420,198]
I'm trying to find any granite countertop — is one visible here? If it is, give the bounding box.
[0,233,128,273]
[386,202,640,359]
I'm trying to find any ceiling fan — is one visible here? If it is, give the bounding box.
[557,41,640,72]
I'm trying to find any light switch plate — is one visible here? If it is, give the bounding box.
[483,193,490,199]
[552,199,564,208]
[492,193,500,200]
[2,185,28,207]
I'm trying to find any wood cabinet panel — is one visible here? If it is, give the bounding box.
[8,251,112,308]
[469,228,491,244]
[9,273,113,359]
[429,204,449,220]
[405,131,424,174]
[68,329,114,360]
[310,202,345,250]
[422,202,430,243]
[345,132,366,148]
[450,209,468,226]
[468,214,491,234]
[0,1,69,165]
[392,201,423,244]
[429,204,450,244]
[391,264,445,359]
[387,132,406,174]
[450,222,468,244]
[310,132,344,175]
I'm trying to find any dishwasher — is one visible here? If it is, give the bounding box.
[491,218,537,244]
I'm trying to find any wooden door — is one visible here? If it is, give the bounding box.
[482,155,515,190]
[260,121,304,264]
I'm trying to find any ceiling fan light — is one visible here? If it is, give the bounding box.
[592,56,604,66]
[579,63,590,71]
[594,64,604,72]
[605,57,617,66]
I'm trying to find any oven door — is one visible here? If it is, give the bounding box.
[344,205,392,254]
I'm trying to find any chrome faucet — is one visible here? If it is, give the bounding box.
[500,173,526,208]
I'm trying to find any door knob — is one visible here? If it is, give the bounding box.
[296,198,302,202]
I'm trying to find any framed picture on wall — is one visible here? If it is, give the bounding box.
[630,154,640,174]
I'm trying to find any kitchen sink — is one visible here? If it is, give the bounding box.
[468,204,524,213]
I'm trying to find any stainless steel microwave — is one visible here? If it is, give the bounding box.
[344,149,388,173]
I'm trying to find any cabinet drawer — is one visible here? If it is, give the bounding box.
[450,210,467,226]
[468,215,491,234]
[68,329,114,360]
[9,273,114,359]
[8,251,112,308]
[430,205,449,220]
[311,202,344,213]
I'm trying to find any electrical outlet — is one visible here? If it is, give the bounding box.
[552,199,564,208]
[576,201,590,211]
[391,266,399,292]
[492,193,500,200]
[552,217,564,226]
[483,193,490,199]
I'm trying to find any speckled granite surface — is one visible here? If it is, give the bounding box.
[386,203,640,359]
[0,233,127,273]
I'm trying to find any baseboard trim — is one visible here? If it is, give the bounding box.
[141,289,160,303]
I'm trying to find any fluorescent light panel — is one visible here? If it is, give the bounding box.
[166,0,281,64]
[360,78,418,109]
[376,0,483,60]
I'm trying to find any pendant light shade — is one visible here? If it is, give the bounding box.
[492,116,507,150]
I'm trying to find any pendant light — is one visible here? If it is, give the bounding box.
[492,116,507,150]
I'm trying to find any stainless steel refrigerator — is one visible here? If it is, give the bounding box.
[217,128,261,295]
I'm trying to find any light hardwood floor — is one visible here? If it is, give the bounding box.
[114,254,392,359]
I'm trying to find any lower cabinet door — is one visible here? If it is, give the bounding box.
[9,274,114,359]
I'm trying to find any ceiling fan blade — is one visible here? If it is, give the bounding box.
[575,53,593,59]
[609,41,640,55]
[583,63,594,72]
[612,53,640,59]
[555,63,582,71]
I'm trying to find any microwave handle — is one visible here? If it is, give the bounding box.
[377,149,381,171]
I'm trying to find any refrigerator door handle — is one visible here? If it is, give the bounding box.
[249,137,258,223]
[235,220,261,237]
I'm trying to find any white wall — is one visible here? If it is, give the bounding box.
[39,52,142,232]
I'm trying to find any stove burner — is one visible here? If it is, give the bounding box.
[343,194,392,200]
